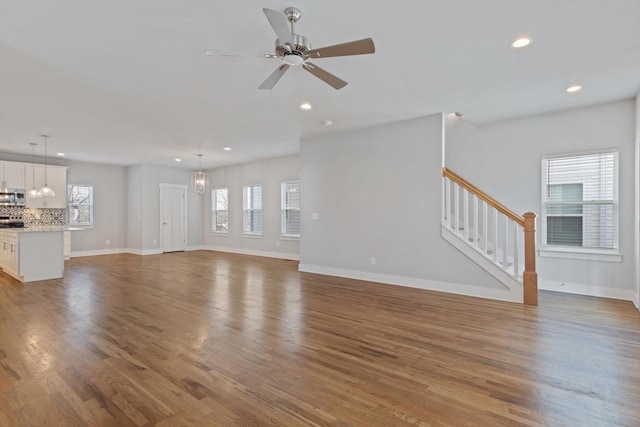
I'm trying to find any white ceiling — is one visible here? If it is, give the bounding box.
[1,0,639,170]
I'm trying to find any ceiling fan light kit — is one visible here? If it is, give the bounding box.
[207,7,375,90]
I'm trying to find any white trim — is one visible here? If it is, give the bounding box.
[538,248,622,262]
[70,248,127,257]
[125,248,163,256]
[539,279,636,302]
[242,233,263,239]
[540,149,619,251]
[201,245,299,261]
[280,235,300,241]
[441,225,522,293]
[186,245,209,251]
[635,94,640,311]
[298,263,522,303]
[159,183,187,253]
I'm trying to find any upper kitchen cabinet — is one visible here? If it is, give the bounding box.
[0,162,28,189]
[25,164,68,208]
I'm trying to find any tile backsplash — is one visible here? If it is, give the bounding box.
[0,206,67,226]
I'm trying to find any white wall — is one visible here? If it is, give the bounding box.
[126,164,144,251]
[299,115,506,299]
[66,161,127,254]
[202,155,299,259]
[126,164,203,253]
[446,99,636,301]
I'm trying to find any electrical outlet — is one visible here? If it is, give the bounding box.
[153,239,157,245]
[370,257,376,265]
[105,240,111,246]
[276,241,280,248]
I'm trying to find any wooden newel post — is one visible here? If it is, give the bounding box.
[523,212,538,306]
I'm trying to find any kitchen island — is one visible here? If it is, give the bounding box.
[0,227,73,282]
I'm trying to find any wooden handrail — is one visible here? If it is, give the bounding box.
[442,167,524,226]
[442,167,538,306]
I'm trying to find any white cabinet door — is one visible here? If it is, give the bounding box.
[25,165,68,208]
[44,166,68,208]
[1,162,27,189]
[25,165,45,208]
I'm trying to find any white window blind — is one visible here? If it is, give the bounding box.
[67,184,94,225]
[542,151,617,250]
[212,188,228,232]
[243,185,262,234]
[281,181,300,237]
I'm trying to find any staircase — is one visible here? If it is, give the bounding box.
[442,167,538,305]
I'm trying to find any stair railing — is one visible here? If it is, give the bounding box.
[442,167,538,305]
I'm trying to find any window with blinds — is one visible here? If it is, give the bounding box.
[212,188,228,233]
[243,185,262,234]
[281,181,300,237]
[68,184,93,225]
[542,151,618,250]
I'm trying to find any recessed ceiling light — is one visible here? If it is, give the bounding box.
[300,102,312,110]
[566,85,582,93]
[511,37,531,48]
[223,147,232,151]
[56,152,65,156]
[174,158,182,162]
[323,120,333,126]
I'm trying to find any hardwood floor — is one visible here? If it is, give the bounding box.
[0,251,638,426]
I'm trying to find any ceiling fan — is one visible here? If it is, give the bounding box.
[205,7,375,90]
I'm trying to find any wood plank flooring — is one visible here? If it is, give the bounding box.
[0,251,638,426]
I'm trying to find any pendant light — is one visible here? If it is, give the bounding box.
[192,154,209,196]
[38,134,55,197]
[28,143,42,198]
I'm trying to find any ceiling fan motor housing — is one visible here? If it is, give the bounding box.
[275,34,311,64]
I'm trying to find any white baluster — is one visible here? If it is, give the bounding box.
[502,215,508,269]
[473,196,479,249]
[483,201,488,256]
[454,183,460,234]
[463,189,469,241]
[513,222,520,279]
[445,179,451,228]
[492,208,498,264]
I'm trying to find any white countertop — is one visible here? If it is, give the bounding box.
[2,226,86,233]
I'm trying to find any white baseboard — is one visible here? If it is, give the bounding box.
[298,264,522,303]
[186,245,209,251]
[201,245,299,261]
[539,279,636,302]
[70,248,128,258]
[70,246,296,259]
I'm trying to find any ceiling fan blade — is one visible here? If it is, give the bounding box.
[258,64,290,90]
[303,62,347,90]
[263,8,294,46]
[306,38,375,59]
[205,49,276,58]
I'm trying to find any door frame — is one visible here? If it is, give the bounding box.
[159,183,187,253]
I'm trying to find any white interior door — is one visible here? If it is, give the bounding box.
[160,184,186,253]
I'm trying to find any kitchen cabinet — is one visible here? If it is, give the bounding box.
[0,162,27,189]
[0,229,64,282]
[25,164,68,208]
[0,231,19,278]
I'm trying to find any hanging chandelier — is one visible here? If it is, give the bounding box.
[38,134,55,197]
[192,154,209,196]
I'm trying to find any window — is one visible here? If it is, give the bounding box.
[67,184,93,225]
[212,188,228,233]
[281,181,300,237]
[243,185,262,234]
[542,151,618,252]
